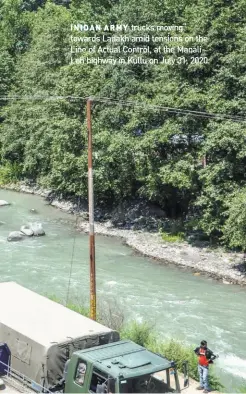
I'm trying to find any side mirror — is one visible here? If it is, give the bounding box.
[182,361,189,389]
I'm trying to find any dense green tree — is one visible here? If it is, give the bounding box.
[1,0,246,247]
[222,188,246,250]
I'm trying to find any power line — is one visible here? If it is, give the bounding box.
[0,95,245,122]
[66,197,81,306]
[93,96,246,122]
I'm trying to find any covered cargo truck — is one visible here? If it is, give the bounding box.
[0,282,119,390]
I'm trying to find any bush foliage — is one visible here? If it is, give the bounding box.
[0,0,246,249]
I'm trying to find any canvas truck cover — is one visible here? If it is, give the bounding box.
[0,282,119,388]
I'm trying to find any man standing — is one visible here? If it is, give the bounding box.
[194,340,217,393]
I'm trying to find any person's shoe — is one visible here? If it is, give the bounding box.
[203,390,209,393]
[196,387,204,390]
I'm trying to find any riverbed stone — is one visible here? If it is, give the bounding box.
[0,200,10,207]
[29,208,38,214]
[7,231,24,242]
[79,212,89,220]
[30,222,45,236]
[20,225,34,236]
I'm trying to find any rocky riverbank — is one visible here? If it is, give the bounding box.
[2,182,246,286]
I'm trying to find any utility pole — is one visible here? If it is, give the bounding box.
[87,98,96,320]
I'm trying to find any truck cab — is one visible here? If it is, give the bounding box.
[65,340,188,393]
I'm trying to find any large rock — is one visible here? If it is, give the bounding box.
[0,200,10,207]
[7,231,24,242]
[30,222,45,236]
[20,225,34,236]
[29,208,38,214]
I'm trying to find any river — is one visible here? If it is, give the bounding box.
[0,190,246,391]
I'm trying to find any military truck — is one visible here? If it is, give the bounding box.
[0,282,189,393]
[63,339,189,393]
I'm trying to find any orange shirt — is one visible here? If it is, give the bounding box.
[198,347,209,367]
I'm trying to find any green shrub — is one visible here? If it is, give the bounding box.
[146,338,223,391]
[147,338,198,378]
[47,294,90,317]
[237,385,246,393]
[65,302,90,317]
[120,320,154,346]
[47,294,61,303]
[0,162,22,185]
[160,231,185,243]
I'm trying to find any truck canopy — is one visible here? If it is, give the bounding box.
[0,282,119,388]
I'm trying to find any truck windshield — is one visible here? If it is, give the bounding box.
[119,368,177,393]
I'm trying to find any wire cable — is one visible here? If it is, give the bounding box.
[0,95,245,122]
[65,197,81,306]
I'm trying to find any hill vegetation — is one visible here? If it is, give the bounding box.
[0,0,246,249]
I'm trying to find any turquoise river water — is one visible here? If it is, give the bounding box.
[0,190,246,392]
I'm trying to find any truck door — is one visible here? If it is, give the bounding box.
[89,367,116,393]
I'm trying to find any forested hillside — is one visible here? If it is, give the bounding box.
[0,0,246,249]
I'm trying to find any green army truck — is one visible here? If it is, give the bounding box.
[0,282,188,393]
[64,340,189,393]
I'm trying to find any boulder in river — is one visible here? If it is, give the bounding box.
[30,222,45,236]
[20,225,34,237]
[0,200,10,207]
[29,208,38,214]
[7,231,24,242]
